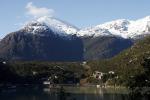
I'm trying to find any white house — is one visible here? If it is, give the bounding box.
[93,71,104,80]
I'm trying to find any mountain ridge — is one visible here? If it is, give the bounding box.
[2,16,150,39]
[0,16,150,61]
[78,16,150,38]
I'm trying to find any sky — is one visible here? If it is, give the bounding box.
[0,0,150,38]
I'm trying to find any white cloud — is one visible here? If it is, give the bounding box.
[26,2,55,18]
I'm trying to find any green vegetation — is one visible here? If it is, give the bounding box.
[87,36,150,84]
[0,61,85,85]
[87,36,150,97]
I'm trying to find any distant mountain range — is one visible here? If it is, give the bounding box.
[0,16,150,61]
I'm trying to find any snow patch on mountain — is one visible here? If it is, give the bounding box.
[23,21,50,34]
[128,16,150,37]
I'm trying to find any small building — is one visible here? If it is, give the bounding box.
[108,71,115,74]
[82,61,87,65]
[93,71,104,80]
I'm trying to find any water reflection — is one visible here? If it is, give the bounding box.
[44,86,130,100]
[0,86,148,100]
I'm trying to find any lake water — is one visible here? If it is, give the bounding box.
[0,86,146,100]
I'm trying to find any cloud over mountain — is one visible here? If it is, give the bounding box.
[26,2,55,18]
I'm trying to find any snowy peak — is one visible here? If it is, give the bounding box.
[78,16,150,38]
[21,16,150,39]
[98,19,130,31]
[96,19,131,38]
[37,16,79,35]
[22,16,78,36]
[77,19,130,37]
[128,16,150,35]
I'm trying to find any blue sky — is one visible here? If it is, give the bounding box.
[0,0,150,38]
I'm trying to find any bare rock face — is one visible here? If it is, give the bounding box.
[0,29,84,61]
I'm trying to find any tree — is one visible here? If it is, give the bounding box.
[127,57,150,98]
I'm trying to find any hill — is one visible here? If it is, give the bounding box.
[87,36,150,85]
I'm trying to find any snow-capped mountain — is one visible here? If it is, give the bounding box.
[0,16,85,61]
[3,16,149,61]
[78,16,150,39]
[21,16,150,39]
[22,16,78,37]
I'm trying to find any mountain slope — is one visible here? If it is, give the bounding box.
[0,28,83,61]
[82,36,133,60]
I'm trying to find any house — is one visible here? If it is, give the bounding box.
[108,71,115,74]
[0,58,7,64]
[93,71,104,80]
[82,61,87,65]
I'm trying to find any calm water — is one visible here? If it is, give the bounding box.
[0,86,144,100]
